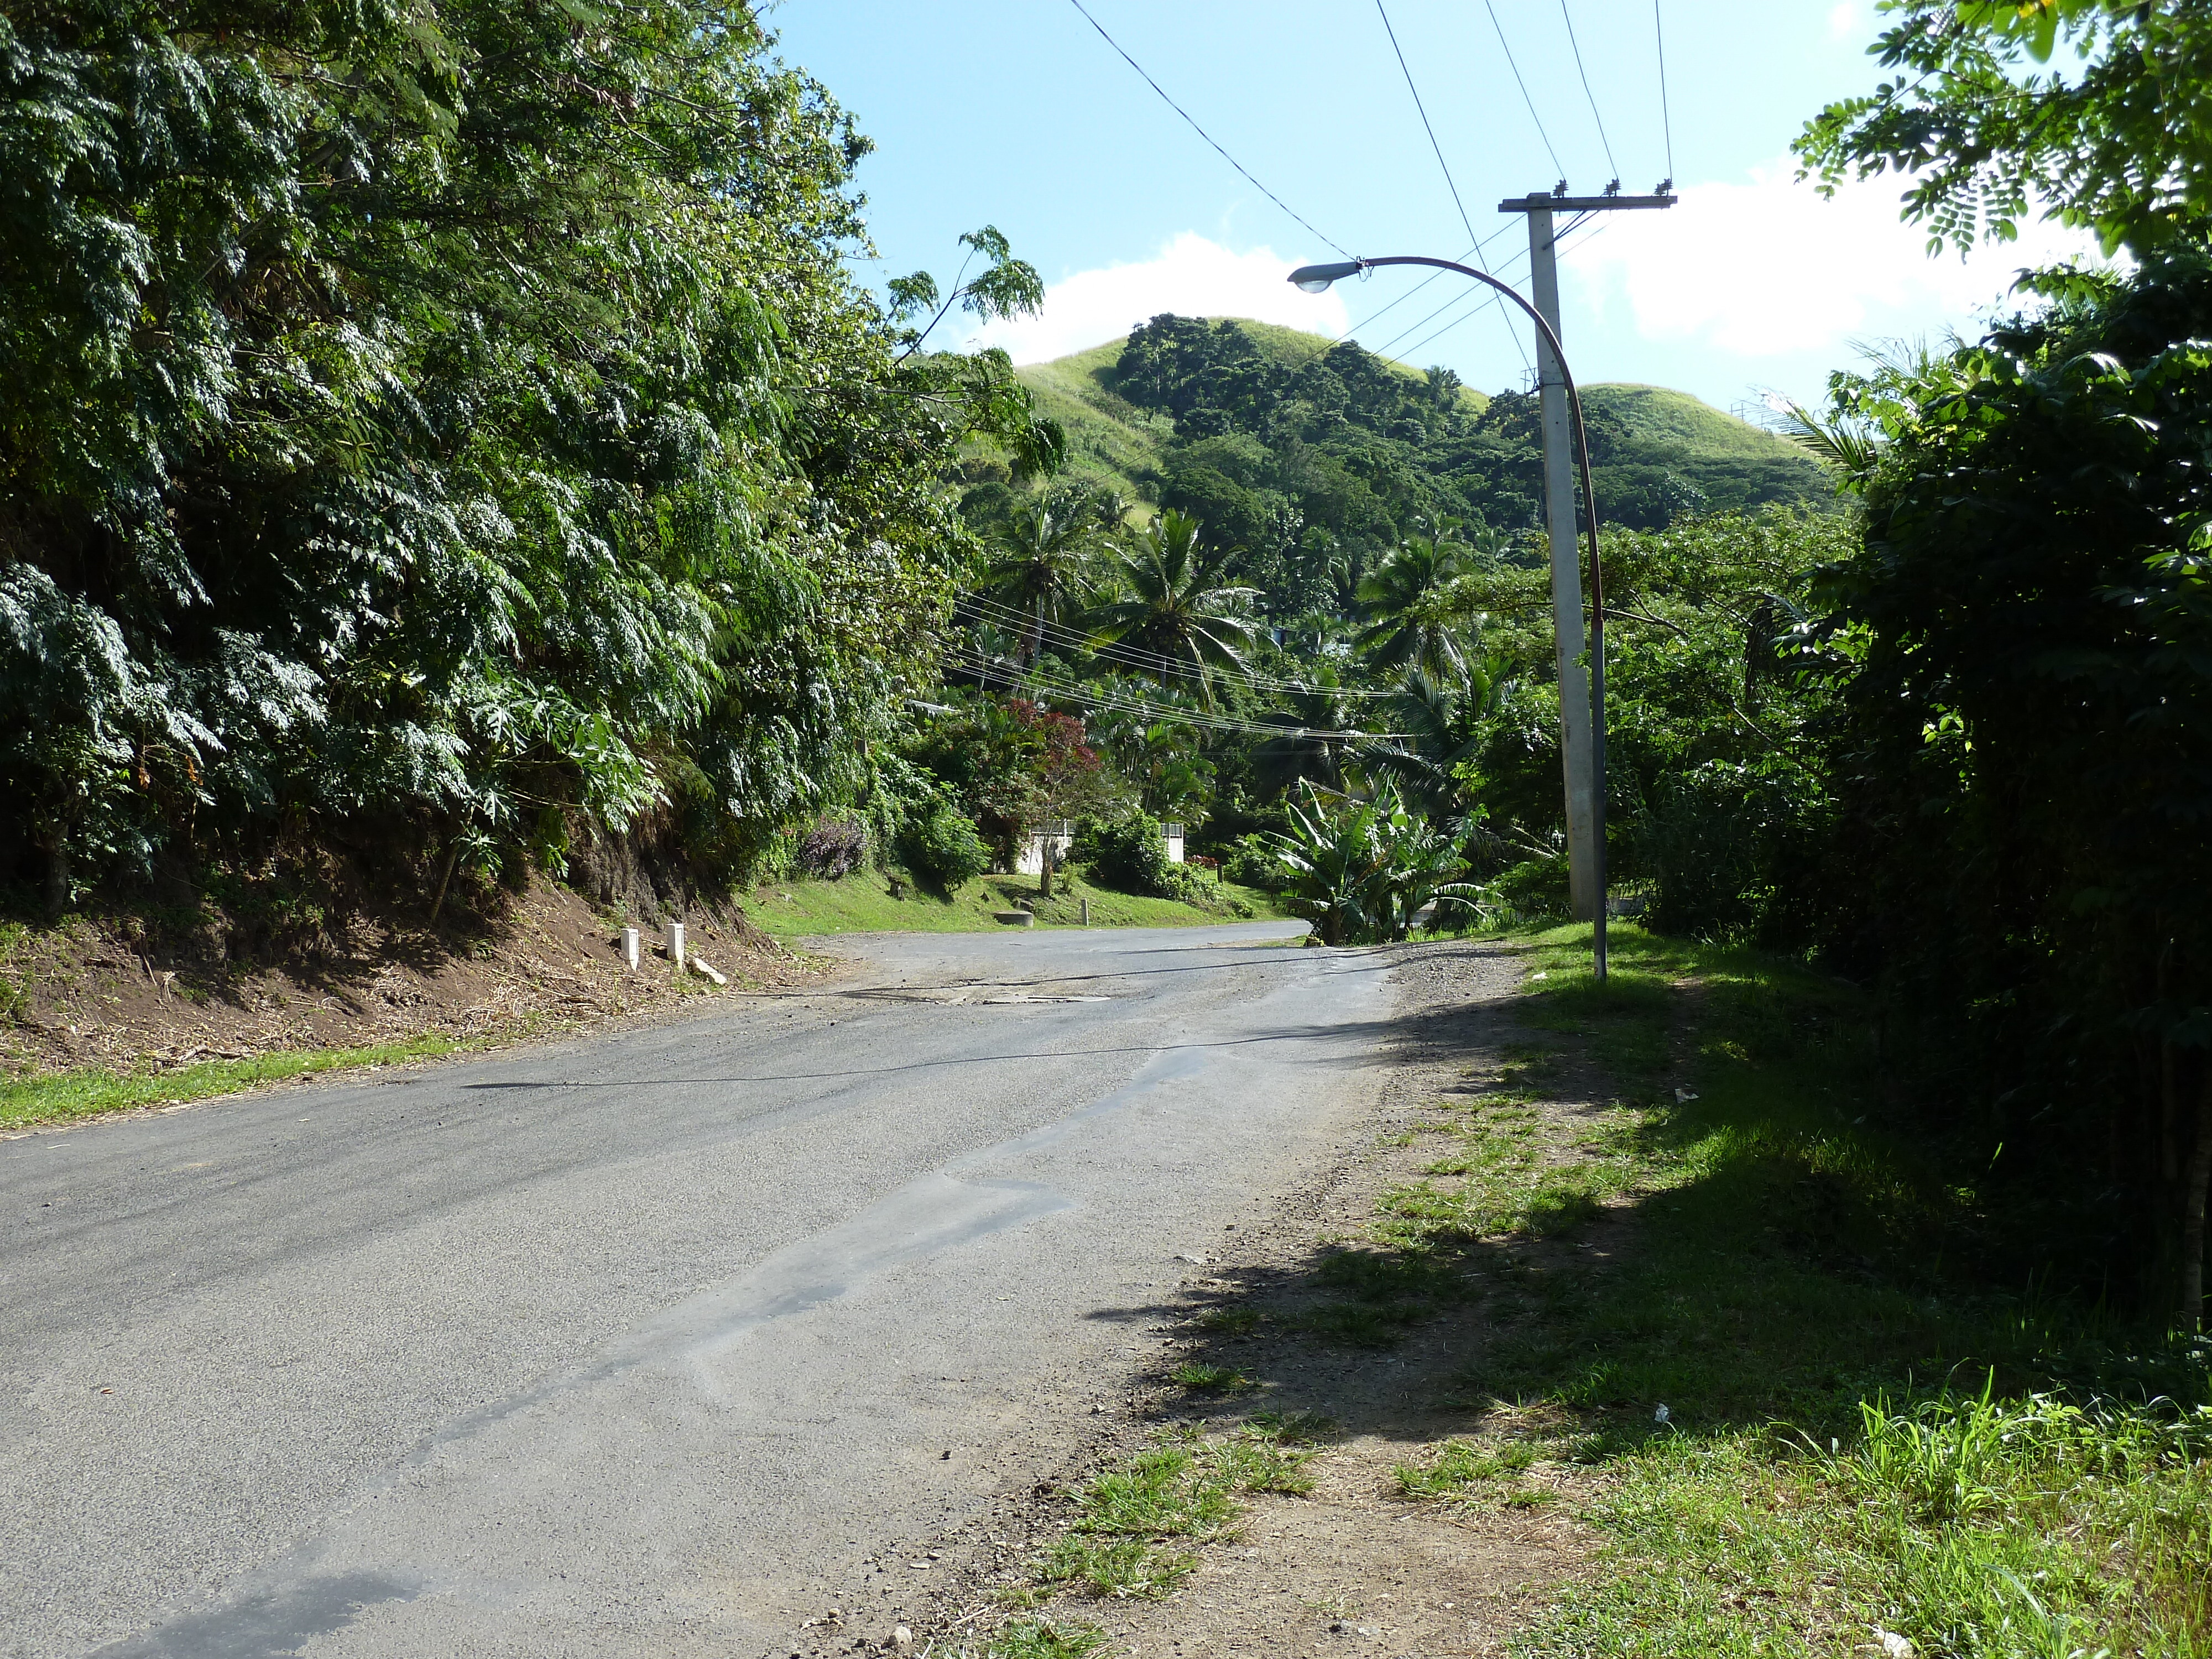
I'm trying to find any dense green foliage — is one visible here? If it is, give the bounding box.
[894,801,992,893]
[1266,781,1475,946]
[1785,0,2212,1324]
[1798,0,2212,255]
[0,0,1046,912]
[1801,258,2212,1319]
[1069,806,1184,900]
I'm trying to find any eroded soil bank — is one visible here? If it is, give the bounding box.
[1,876,821,1098]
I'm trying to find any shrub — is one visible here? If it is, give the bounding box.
[795,818,867,880]
[1489,856,1570,921]
[1072,808,1177,896]
[1220,833,1288,891]
[1269,783,1478,945]
[895,802,990,890]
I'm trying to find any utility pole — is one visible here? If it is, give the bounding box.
[1499,184,1673,924]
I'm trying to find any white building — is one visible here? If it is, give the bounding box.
[1015,821,1073,876]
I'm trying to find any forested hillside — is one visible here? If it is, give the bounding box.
[973,315,1830,619]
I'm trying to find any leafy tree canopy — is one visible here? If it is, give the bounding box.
[1797,0,2212,254]
[0,0,1052,903]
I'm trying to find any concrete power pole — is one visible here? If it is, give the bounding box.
[1499,185,1673,922]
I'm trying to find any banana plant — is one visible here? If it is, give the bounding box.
[1266,781,1485,945]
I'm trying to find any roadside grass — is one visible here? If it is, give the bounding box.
[974,1620,1104,1659]
[1431,925,2212,1658]
[1007,1422,1320,1608]
[0,1033,475,1131]
[1168,1361,1254,1394]
[740,872,1281,940]
[1156,920,2209,1653]
[963,920,2208,1654]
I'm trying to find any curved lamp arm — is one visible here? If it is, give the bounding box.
[1288,255,1609,978]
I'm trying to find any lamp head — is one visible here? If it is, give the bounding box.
[1287,260,1363,294]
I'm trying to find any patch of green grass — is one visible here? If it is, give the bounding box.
[1209,1432,1317,1496]
[1035,1535,1194,1600]
[1448,924,2212,1659]
[1168,1361,1254,1393]
[1025,1425,1319,1601]
[1316,1248,1467,1302]
[1194,1306,1260,1335]
[1246,1409,1338,1444]
[0,1034,472,1131]
[739,872,1281,939]
[1078,1446,1236,1538]
[977,1619,1104,1659]
[1295,1300,1434,1348]
[1291,1246,1477,1348]
[1523,1397,2212,1658]
[1396,1437,1544,1500]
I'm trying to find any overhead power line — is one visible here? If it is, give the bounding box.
[1342,225,1516,338]
[1374,0,1530,372]
[1393,215,1611,363]
[958,592,1404,700]
[1653,0,1677,183]
[949,653,1406,742]
[1064,0,1352,258]
[1482,0,1564,181]
[1375,2,1475,250]
[1369,239,1535,360]
[1558,1,1620,180]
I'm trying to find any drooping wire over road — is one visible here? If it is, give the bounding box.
[1063,0,1353,259]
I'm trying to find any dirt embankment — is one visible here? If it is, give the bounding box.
[0,877,825,1084]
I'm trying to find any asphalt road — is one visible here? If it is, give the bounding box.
[1,920,1404,1658]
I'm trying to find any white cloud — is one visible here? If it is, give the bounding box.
[961,232,1349,364]
[1561,159,2111,359]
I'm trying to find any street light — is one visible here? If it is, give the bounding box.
[1288,255,1610,982]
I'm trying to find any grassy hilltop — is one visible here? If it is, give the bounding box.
[1000,316,1829,535]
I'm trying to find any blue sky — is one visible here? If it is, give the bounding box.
[764,1,2104,413]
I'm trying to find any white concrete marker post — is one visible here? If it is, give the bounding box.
[620,927,640,971]
[664,920,686,974]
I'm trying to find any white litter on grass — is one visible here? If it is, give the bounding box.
[1653,1404,1671,1425]
[1674,1087,1698,1103]
[1874,1632,1914,1659]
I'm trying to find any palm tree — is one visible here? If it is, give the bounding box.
[1353,663,1506,818]
[1251,677,1357,799]
[1083,510,1258,705]
[986,500,1095,665]
[1352,529,1474,680]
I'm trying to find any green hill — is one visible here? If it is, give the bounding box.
[1014,317,1487,500]
[967,314,1833,619]
[1009,317,1825,523]
[1011,338,1178,498]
